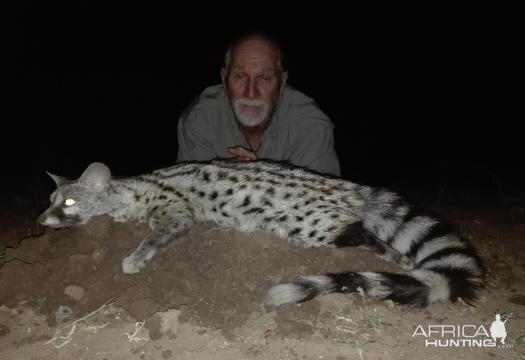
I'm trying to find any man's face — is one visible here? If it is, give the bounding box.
[222,39,288,127]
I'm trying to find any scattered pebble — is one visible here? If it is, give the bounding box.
[64,285,85,301]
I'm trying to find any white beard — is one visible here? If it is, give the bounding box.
[233,99,270,127]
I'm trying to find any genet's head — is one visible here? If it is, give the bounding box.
[38,162,112,228]
[221,33,288,127]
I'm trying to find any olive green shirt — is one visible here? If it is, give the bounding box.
[177,84,340,176]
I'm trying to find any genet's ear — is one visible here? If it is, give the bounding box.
[78,162,111,191]
[46,171,67,186]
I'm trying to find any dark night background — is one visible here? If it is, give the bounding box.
[1,3,522,209]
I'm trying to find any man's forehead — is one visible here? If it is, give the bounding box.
[231,39,281,68]
[230,64,278,73]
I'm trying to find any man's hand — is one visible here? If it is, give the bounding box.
[228,146,258,161]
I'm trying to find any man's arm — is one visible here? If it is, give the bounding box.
[178,114,256,162]
[279,89,341,176]
[287,119,341,176]
[176,110,217,162]
[228,146,257,161]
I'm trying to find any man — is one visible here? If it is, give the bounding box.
[177,33,340,176]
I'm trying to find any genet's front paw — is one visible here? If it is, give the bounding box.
[122,255,145,274]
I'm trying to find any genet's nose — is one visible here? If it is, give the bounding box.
[37,213,47,226]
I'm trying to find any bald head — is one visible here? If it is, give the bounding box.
[224,34,285,73]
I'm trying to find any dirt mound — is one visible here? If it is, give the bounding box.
[1,214,524,359]
[0,216,398,335]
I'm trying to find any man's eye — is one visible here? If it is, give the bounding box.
[64,198,76,206]
[259,75,273,82]
[235,73,246,80]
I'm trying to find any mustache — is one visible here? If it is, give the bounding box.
[234,99,268,109]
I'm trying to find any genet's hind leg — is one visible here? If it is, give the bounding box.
[332,222,414,270]
[122,206,194,274]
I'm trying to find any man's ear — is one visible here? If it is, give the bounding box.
[280,71,289,89]
[221,68,226,84]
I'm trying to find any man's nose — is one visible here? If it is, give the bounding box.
[244,80,258,99]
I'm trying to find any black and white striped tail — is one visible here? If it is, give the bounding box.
[267,229,484,307]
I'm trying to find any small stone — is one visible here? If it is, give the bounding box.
[162,350,173,359]
[384,299,395,310]
[0,324,10,337]
[146,309,181,340]
[91,249,106,263]
[55,306,73,325]
[64,285,85,301]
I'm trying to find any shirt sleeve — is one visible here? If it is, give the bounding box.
[176,110,217,162]
[280,92,341,176]
[287,118,341,176]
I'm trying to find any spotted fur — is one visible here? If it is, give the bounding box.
[39,160,484,306]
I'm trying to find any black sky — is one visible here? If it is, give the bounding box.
[2,3,522,195]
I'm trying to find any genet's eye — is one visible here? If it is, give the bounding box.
[65,198,76,206]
